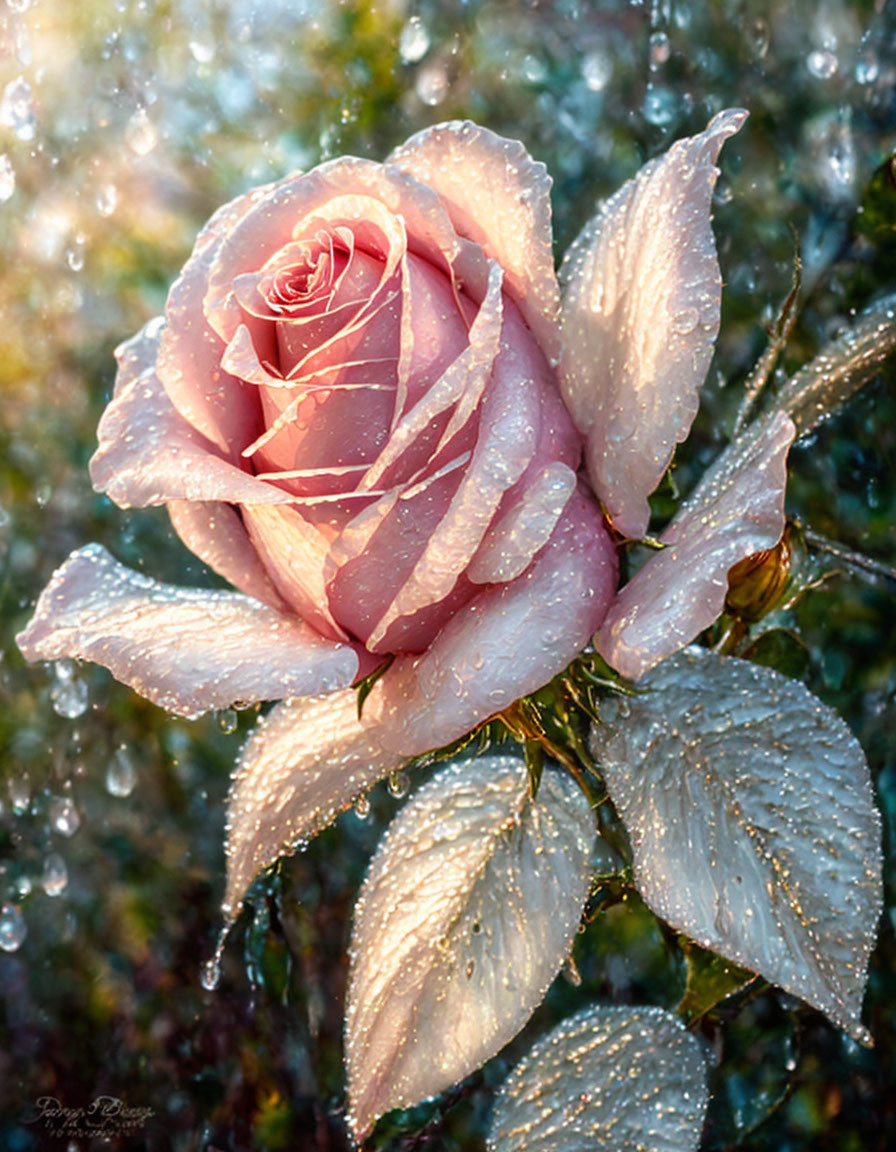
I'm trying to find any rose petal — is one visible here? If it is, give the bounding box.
[597,410,795,681]
[156,186,268,454]
[16,545,360,718]
[368,485,617,757]
[204,158,490,346]
[241,503,351,642]
[559,109,747,540]
[167,499,287,611]
[390,120,562,363]
[224,687,406,921]
[91,325,292,509]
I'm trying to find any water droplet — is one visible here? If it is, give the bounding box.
[7,0,32,12]
[125,107,159,155]
[65,234,86,272]
[854,51,878,85]
[353,793,371,820]
[0,154,15,202]
[217,708,238,734]
[399,16,430,64]
[106,747,137,797]
[643,84,677,126]
[16,875,32,897]
[415,60,448,106]
[42,853,68,897]
[0,904,26,952]
[671,307,700,335]
[201,955,220,991]
[0,77,36,141]
[581,49,612,92]
[9,774,30,815]
[649,31,670,68]
[189,38,215,64]
[387,770,409,799]
[50,660,88,718]
[49,795,81,838]
[96,182,118,216]
[807,49,838,80]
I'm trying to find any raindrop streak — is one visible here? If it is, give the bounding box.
[0,904,26,952]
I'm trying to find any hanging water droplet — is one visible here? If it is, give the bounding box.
[649,31,671,68]
[49,795,81,838]
[399,16,430,64]
[643,84,677,126]
[9,774,30,815]
[353,793,371,820]
[217,708,238,734]
[189,38,216,64]
[387,770,409,799]
[42,853,68,897]
[0,77,36,141]
[0,904,27,952]
[50,660,88,718]
[106,746,137,797]
[415,60,448,106]
[581,49,612,92]
[95,182,118,216]
[807,49,838,79]
[854,51,878,85]
[125,107,159,155]
[0,154,15,202]
[200,955,220,991]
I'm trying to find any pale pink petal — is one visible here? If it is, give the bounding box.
[204,158,490,346]
[223,688,407,920]
[466,461,577,584]
[597,410,796,681]
[17,545,360,718]
[389,120,562,362]
[367,485,618,757]
[166,500,287,610]
[155,187,268,453]
[89,342,292,509]
[559,109,747,540]
[241,503,351,642]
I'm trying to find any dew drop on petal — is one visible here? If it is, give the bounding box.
[42,853,68,897]
[0,904,27,952]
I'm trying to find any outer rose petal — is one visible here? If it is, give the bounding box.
[389,121,562,363]
[597,410,796,681]
[16,545,360,718]
[91,324,292,509]
[224,688,407,920]
[559,109,747,539]
[369,485,618,757]
[166,500,287,611]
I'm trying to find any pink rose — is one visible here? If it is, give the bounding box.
[18,114,794,917]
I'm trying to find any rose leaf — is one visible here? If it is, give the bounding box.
[590,648,883,1042]
[487,1004,708,1152]
[345,755,595,1144]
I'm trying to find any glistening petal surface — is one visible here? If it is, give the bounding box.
[224,687,406,921]
[488,1005,708,1152]
[16,545,359,718]
[590,649,883,1042]
[346,756,595,1143]
[598,410,795,681]
[559,109,746,539]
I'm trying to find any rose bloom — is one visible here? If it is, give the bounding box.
[19,113,793,914]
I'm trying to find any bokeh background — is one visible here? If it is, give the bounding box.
[1,0,895,1148]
